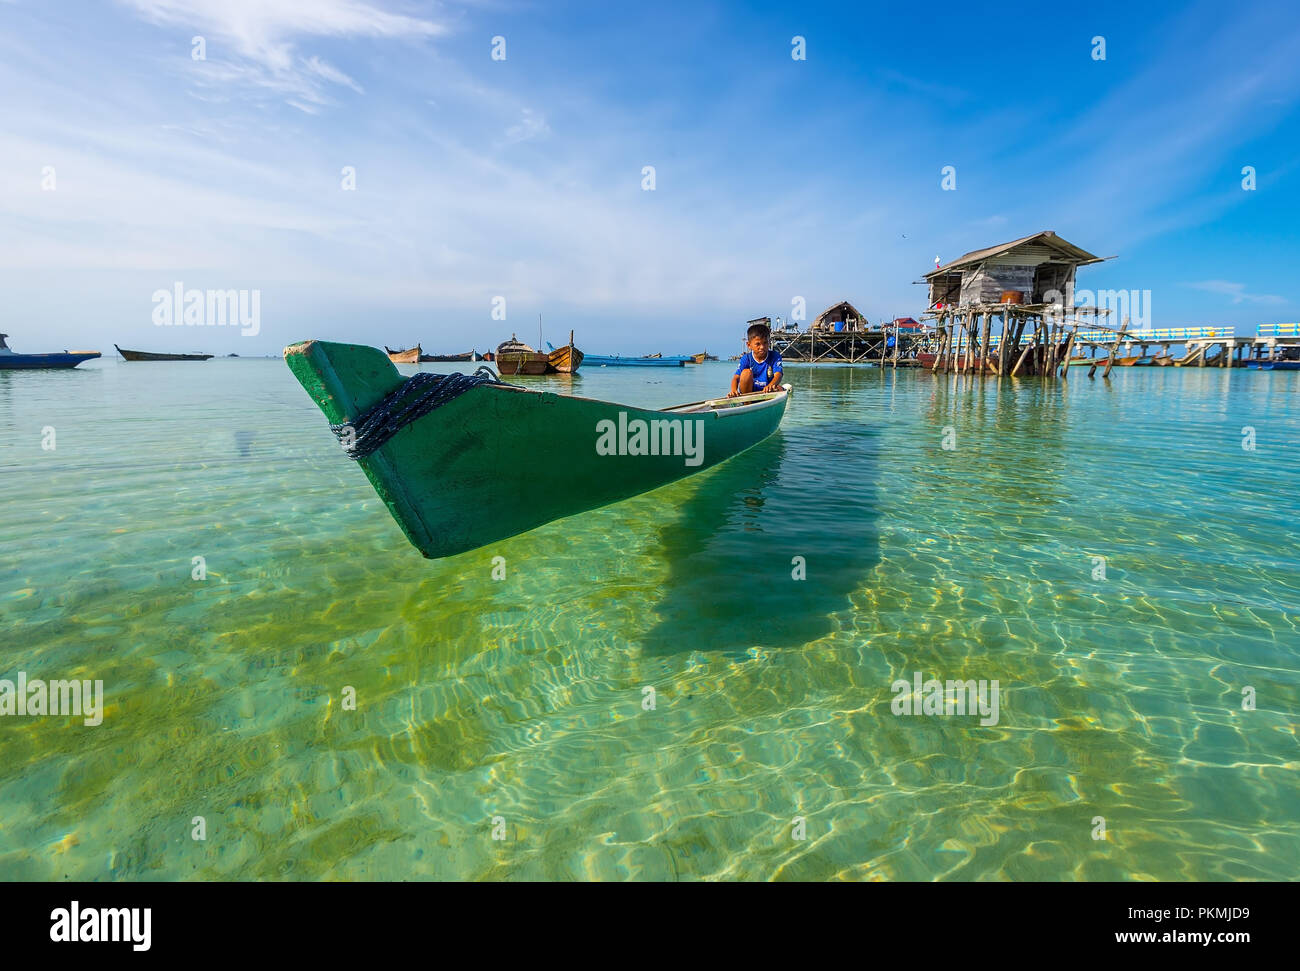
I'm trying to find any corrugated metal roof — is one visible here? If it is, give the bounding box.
[925,231,1103,279]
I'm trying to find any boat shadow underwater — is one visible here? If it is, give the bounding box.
[638,421,881,657]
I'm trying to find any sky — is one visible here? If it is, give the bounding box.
[1,0,1298,355]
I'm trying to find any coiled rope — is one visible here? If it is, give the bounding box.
[329,366,512,460]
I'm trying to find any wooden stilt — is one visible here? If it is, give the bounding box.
[964,313,975,373]
[1059,327,1077,378]
[1102,317,1129,378]
[1010,319,1037,377]
[996,310,1009,375]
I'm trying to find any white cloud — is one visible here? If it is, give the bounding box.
[1187,280,1287,305]
[117,0,441,105]
[303,55,363,94]
[504,108,550,144]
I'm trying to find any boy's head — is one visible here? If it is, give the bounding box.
[746,322,770,356]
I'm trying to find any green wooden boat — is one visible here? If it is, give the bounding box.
[284,340,793,558]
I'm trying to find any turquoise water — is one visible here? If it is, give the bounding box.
[1,357,1297,880]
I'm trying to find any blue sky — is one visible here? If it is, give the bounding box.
[1,0,1297,354]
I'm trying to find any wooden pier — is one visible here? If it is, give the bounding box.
[749,304,932,366]
[769,326,929,365]
[1068,324,1300,367]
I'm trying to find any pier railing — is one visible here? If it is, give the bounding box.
[951,326,1241,349]
[1259,323,1300,337]
[1074,326,1237,342]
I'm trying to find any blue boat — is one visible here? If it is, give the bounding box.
[584,353,687,367]
[0,334,100,369]
[1245,360,1300,370]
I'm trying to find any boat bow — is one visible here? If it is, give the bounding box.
[285,340,790,558]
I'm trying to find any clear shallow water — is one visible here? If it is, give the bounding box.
[1,357,1297,881]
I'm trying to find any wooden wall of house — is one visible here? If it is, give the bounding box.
[1032,263,1074,303]
[929,275,961,307]
[931,247,1090,309]
[958,264,1037,304]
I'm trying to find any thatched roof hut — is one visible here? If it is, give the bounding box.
[812,300,867,332]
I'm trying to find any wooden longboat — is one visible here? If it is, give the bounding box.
[687,352,708,364]
[420,351,474,363]
[546,330,584,373]
[283,340,792,559]
[115,344,213,361]
[496,335,550,375]
[385,345,422,364]
[585,354,684,367]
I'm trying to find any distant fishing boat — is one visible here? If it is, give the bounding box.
[385,345,421,364]
[687,353,708,364]
[0,333,100,369]
[115,344,214,361]
[1245,359,1300,370]
[545,331,584,373]
[496,335,550,375]
[585,353,685,367]
[283,340,793,559]
[419,351,474,363]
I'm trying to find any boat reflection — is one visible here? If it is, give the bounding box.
[640,421,881,656]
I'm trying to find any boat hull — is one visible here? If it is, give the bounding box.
[0,351,100,369]
[585,354,684,367]
[284,340,791,558]
[1246,360,1300,370]
[419,352,474,363]
[547,345,584,374]
[496,352,550,375]
[385,346,421,364]
[115,345,213,361]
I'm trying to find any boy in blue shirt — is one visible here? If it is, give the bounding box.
[728,322,784,396]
